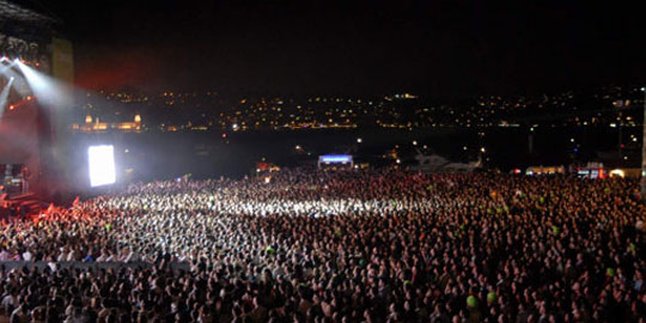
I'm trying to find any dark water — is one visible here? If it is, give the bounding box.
[61,126,639,186]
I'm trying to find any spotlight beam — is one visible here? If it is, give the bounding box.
[0,77,15,119]
[0,61,17,75]
[0,61,31,97]
[14,59,70,107]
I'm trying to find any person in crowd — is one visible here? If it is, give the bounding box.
[0,168,643,322]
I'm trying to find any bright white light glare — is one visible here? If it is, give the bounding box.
[88,145,116,187]
[14,59,70,107]
[319,154,353,163]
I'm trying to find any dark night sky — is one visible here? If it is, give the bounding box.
[19,0,646,97]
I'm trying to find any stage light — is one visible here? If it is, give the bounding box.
[88,145,116,187]
[0,60,16,75]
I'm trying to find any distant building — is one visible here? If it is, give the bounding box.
[71,114,142,132]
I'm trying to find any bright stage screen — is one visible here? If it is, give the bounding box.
[88,145,116,187]
[319,154,353,164]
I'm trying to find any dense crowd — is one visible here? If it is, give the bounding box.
[0,169,645,322]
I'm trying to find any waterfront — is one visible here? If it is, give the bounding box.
[62,126,639,182]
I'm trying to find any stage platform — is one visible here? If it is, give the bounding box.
[1,192,48,216]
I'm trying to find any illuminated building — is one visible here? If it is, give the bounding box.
[71,114,143,132]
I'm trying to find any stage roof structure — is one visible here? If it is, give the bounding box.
[0,0,60,43]
[0,0,58,26]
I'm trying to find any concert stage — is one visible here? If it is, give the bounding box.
[1,0,74,204]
